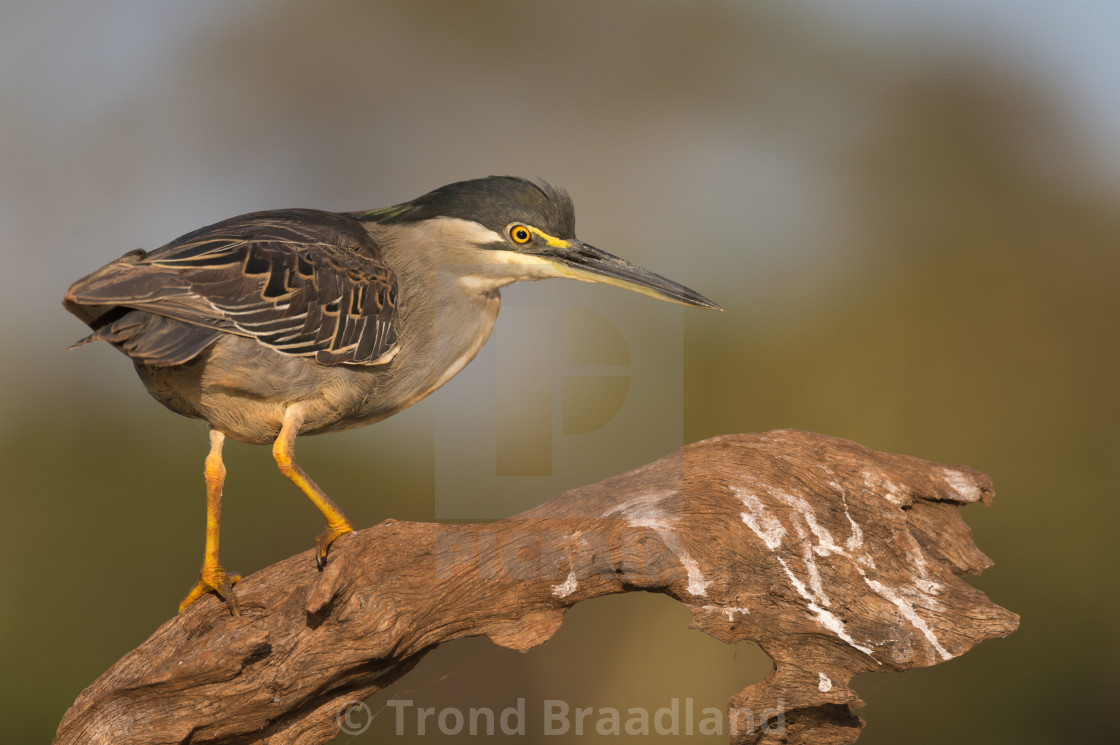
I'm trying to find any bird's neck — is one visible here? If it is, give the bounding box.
[368,217,509,314]
[358,221,503,413]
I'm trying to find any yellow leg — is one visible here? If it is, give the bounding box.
[273,405,354,567]
[179,429,241,615]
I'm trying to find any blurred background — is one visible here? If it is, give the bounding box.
[3,1,1118,742]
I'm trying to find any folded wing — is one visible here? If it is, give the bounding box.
[64,209,399,367]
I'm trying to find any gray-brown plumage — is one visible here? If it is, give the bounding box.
[64,176,720,615]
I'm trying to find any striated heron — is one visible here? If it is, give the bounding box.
[64,176,720,615]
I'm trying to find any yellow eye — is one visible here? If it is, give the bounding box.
[509,225,532,244]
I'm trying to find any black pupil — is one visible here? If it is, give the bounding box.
[515,228,528,241]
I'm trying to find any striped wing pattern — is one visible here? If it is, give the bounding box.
[69,209,399,366]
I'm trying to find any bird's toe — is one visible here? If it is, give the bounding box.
[179,566,241,616]
[314,523,354,569]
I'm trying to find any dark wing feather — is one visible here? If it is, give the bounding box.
[70,309,222,366]
[64,209,399,366]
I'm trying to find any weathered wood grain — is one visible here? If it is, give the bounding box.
[54,430,1018,745]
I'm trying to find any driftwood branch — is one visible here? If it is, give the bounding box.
[55,430,1018,745]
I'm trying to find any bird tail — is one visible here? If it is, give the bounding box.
[66,308,219,366]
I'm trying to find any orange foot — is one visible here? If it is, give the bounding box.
[314,522,354,568]
[179,565,242,616]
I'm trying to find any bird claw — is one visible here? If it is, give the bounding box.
[179,566,242,616]
[314,524,353,569]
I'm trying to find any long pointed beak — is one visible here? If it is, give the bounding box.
[538,241,722,310]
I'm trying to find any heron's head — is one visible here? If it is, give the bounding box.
[358,176,720,310]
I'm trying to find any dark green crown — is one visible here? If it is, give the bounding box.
[359,176,576,239]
